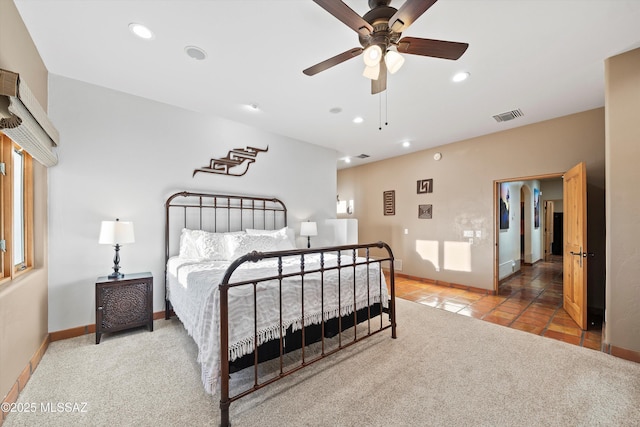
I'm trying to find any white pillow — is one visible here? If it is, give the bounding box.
[196,230,229,261]
[179,229,242,260]
[246,226,286,236]
[179,228,201,259]
[225,233,295,260]
[246,227,296,247]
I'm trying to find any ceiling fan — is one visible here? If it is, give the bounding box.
[303,0,469,94]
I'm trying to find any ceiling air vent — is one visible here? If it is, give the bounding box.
[356,154,370,159]
[492,109,523,123]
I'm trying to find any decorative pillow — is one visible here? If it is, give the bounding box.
[179,228,202,259]
[246,227,296,247]
[196,230,229,261]
[225,233,294,260]
[246,226,287,237]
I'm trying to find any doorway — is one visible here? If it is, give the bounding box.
[495,162,600,335]
[496,175,561,282]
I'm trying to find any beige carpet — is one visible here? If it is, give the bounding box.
[5,298,640,426]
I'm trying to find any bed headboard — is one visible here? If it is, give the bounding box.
[165,191,288,260]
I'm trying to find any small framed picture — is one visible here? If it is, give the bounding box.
[383,190,395,216]
[418,204,433,219]
[417,179,433,194]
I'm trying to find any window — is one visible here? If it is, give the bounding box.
[13,148,25,266]
[0,133,34,280]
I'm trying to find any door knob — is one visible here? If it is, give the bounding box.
[569,247,591,267]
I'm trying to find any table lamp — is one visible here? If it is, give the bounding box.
[99,218,135,279]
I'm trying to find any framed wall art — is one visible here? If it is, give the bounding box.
[500,182,510,230]
[418,204,433,219]
[417,179,433,194]
[383,190,395,216]
[534,188,540,228]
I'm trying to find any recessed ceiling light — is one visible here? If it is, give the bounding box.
[452,71,470,82]
[402,141,411,148]
[185,46,207,60]
[244,103,260,112]
[353,116,364,124]
[129,23,154,40]
[344,157,352,163]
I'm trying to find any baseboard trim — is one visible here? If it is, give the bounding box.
[604,343,640,364]
[49,324,96,342]
[49,311,169,342]
[499,270,522,285]
[394,272,495,295]
[1,334,49,424]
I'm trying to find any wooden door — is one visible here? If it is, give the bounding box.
[544,200,554,262]
[563,162,587,329]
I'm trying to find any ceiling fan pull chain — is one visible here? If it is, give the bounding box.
[385,89,389,127]
[379,92,382,130]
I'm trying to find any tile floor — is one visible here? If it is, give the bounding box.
[391,256,602,351]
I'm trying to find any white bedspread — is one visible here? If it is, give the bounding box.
[166,253,388,394]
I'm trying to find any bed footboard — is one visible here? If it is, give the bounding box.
[219,242,396,427]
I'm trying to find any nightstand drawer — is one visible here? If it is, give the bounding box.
[95,272,153,344]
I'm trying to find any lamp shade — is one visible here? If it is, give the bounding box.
[385,48,405,74]
[99,219,135,245]
[300,221,318,237]
[362,63,380,80]
[363,45,382,67]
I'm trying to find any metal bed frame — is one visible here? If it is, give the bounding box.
[164,191,397,426]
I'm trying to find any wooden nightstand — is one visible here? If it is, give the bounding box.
[95,272,153,344]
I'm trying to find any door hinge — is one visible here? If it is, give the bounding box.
[0,240,5,252]
[0,162,5,176]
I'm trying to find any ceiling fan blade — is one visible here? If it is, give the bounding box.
[388,0,438,33]
[371,58,387,94]
[397,37,469,60]
[313,0,373,36]
[303,47,363,76]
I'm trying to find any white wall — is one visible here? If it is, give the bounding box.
[47,75,338,332]
[490,179,543,280]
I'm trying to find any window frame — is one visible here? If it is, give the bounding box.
[0,133,34,282]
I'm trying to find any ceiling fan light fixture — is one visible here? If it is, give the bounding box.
[363,45,382,67]
[385,48,405,74]
[362,63,380,80]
